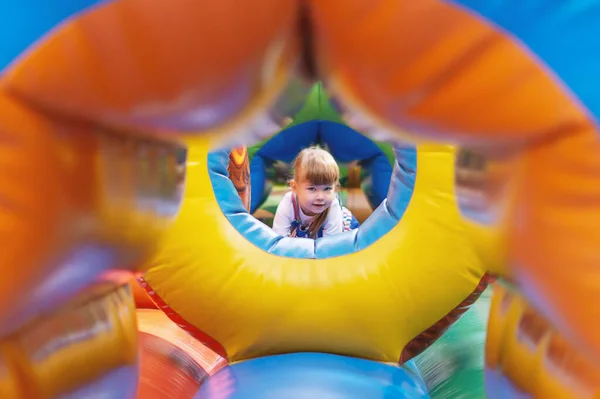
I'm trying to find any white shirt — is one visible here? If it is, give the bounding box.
[272,191,344,237]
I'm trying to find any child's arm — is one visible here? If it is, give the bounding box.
[272,195,294,236]
[322,200,344,236]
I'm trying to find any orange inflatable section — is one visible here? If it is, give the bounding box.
[136,309,226,399]
[3,0,300,135]
[0,93,63,325]
[311,0,600,363]
[310,0,590,149]
[486,284,600,398]
[0,91,183,330]
[508,127,600,360]
[131,279,157,310]
[0,283,138,398]
[228,147,251,212]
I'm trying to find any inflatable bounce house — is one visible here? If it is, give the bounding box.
[0,1,599,398]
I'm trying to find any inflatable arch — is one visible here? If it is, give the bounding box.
[1,0,600,397]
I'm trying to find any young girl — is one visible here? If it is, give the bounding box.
[272,146,356,239]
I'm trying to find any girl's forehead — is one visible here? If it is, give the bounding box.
[300,181,333,187]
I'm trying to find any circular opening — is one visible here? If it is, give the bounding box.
[205,118,418,259]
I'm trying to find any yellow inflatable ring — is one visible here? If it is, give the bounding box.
[142,138,497,363]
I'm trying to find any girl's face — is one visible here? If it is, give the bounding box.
[291,179,336,216]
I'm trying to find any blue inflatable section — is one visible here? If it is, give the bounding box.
[484,369,530,399]
[209,144,415,259]
[0,0,107,72]
[195,352,430,399]
[450,0,600,124]
[250,121,393,214]
[62,365,138,399]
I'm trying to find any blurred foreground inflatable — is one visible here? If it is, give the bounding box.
[1,0,599,398]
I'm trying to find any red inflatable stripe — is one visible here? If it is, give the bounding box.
[136,277,229,361]
[400,273,496,363]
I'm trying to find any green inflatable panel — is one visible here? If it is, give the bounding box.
[413,288,491,399]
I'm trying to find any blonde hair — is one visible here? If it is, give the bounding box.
[290,146,339,238]
[292,146,340,185]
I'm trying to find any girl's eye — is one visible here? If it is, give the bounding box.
[307,187,316,191]
[325,187,332,191]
